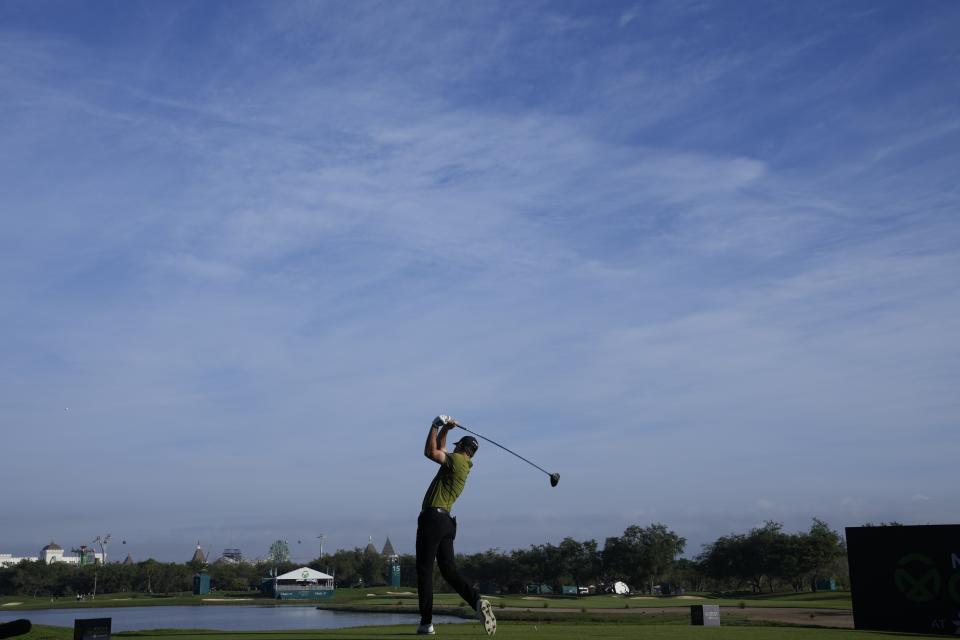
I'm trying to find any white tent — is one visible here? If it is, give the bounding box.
[276,567,334,582]
[267,566,335,600]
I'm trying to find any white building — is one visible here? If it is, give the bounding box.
[0,553,37,568]
[0,542,103,567]
[41,542,65,563]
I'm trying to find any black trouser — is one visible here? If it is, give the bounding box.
[416,508,479,625]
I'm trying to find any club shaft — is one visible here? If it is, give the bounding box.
[458,425,551,477]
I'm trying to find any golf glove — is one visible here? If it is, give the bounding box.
[432,415,455,428]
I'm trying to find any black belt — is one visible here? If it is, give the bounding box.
[422,507,450,515]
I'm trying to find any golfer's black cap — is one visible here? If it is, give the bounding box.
[455,436,479,455]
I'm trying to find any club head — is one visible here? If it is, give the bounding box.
[549,473,560,487]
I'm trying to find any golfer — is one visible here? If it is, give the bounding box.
[416,415,496,636]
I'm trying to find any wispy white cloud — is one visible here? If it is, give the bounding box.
[618,5,640,28]
[155,254,245,282]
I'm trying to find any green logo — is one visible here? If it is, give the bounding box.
[895,554,940,603]
[949,572,960,604]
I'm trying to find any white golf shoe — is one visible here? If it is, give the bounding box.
[416,623,435,635]
[476,598,496,635]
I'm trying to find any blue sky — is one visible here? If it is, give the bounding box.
[2,0,958,563]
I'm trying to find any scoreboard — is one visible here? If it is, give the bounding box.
[846,524,960,634]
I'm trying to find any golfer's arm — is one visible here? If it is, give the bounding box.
[424,426,448,464]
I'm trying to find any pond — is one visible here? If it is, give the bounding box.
[0,605,468,631]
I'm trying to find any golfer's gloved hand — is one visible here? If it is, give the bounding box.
[432,415,456,429]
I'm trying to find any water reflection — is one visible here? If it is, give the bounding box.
[0,605,468,631]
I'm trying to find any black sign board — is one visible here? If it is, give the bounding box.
[846,524,960,635]
[690,604,720,626]
[74,617,111,640]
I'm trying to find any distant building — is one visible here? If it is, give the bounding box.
[41,542,65,563]
[262,567,335,600]
[221,548,244,563]
[213,548,245,565]
[382,538,400,588]
[190,541,207,565]
[123,553,135,565]
[0,554,35,568]
[70,545,101,566]
[381,538,397,558]
[0,541,103,567]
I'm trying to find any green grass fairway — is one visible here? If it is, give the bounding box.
[1,589,853,613]
[340,589,852,611]
[0,593,263,611]
[14,622,929,640]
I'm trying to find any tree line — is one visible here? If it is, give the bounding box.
[697,519,846,593]
[0,519,846,597]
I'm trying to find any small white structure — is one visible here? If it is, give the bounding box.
[263,567,335,600]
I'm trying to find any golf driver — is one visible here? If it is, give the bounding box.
[457,424,560,487]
